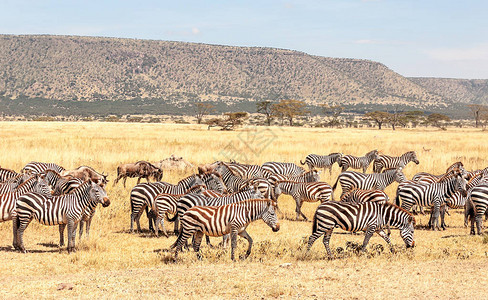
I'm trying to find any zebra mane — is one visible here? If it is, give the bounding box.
[328,152,342,156]
[44,169,72,178]
[467,171,483,185]
[437,170,461,183]
[446,162,463,172]
[0,167,17,173]
[219,162,239,176]
[381,167,398,173]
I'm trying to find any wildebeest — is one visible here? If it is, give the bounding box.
[113,161,163,187]
[61,166,108,187]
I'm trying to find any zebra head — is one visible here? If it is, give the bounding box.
[367,150,379,160]
[400,214,416,248]
[454,172,468,197]
[409,151,420,165]
[251,186,264,199]
[261,200,280,232]
[89,181,111,207]
[207,173,227,193]
[311,170,321,182]
[394,167,407,183]
[36,174,52,195]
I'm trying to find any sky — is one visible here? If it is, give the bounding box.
[1,0,487,79]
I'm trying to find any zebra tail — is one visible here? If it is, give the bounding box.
[332,175,340,191]
[167,212,178,222]
[311,210,319,234]
[300,160,306,165]
[395,192,400,206]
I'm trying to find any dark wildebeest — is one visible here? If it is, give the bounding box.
[113,161,163,188]
[61,166,108,187]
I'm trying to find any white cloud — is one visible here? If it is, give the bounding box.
[427,43,488,61]
[191,27,200,35]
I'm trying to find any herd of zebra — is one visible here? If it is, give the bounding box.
[1,149,488,260]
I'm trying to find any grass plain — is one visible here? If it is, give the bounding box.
[0,122,487,299]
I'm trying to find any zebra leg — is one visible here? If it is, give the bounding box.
[130,203,144,233]
[174,229,193,259]
[222,234,230,248]
[12,216,19,250]
[84,216,93,239]
[470,214,476,235]
[476,214,483,235]
[230,229,238,261]
[239,230,253,259]
[322,228,334,259]
[205,235,214,248]
[78,220,84,240]
[361,225,377,252]
[59,224,66,246]
[295,198,306,221]
[67,219,75,253]
[147,207,156,233]
[17,218,32,253]
[137,177,141,185]
[440,205,447,230]
[155,215,165,237]
[173,216,179,236]
[327,166,332,176]
[431,202,441,231]
[376,229,393,252]
[123,177,127,188]
[192,231,204,260]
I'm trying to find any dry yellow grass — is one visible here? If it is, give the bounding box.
[0,121,488,299]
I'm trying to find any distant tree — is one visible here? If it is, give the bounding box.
[321,104,344,128]
[427,113,451,129]
[467,104,488,128]
[206,112,248,131]
[271,99,308,126]
[364,111,391,130]
[256,101,274,126]
[402,111,425,128]
[193,102,215,124]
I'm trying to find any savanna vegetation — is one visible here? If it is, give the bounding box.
[0,122,487,298]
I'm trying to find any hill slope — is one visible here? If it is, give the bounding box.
[409,77,488,104]
[0,35,444,108]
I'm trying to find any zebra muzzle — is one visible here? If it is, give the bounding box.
[407,241,415,248]
[102,197,111,207]
[272,223,280,232]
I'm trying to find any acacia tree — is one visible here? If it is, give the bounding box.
[427,113,451,129]
[321,104,344,127]
[271,99,308,126]
[467,104,488,128]
[364,111,391,130]
[206,112,248,130]
[256,101,274,126]
[194,102,215,124]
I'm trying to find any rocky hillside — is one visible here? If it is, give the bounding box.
[409,77,488,104]
[0,35,446,108]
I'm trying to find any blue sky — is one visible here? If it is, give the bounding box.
[1,0,487,78]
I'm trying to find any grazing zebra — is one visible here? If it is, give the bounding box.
[466,179,488,235]
[0,167,20,182]
[332,167,406,198]
[224,162,271,180]
[274,181,332,220]
[13,181,110,253]
[395,170,467,230]
[307,201,415,258]
[373,151,419,173]
[262,162,306,177]
[340,188,389,204]
[22,162,65,175]
[339,150,379,173]
[173,199,280,260]
[0,175,52,223]
[412,162,466,183]
[300,153,343,175]
[266,170,321,187]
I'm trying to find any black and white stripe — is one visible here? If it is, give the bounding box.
[466,178,488,235]
[300,153,343,175]
[224,162,270,180]
[173,199,280,260]
[373,151,419,173]
[267,170,320,187]
[13,181,110,253]
[333,167,406,198]
[339,150,378,173]
[0,174,28,194]
[215,163,251,193]
[395,171,467,230]
[340,188,389,204]
[412,162,466,183]
[0,167,20,183]
[262,162,306,177]
[22,162,65,175]
[274,181,332,220]
[307,201,415,258]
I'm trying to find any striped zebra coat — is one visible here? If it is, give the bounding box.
[274,181,332,220]
[22,162,65,175]
[13,181,110,253]
[373,151,419,173]
[215,163,251,193]
[0,174,28,194]
[0,175,52,223]
[300,153,343,175]
[339,150,378,173]
[262,162,306,177]
[340,188,389,205]
[466,178,488,235]
[224,162,271,180]
[0,167,19,183]
[173,199,280,260]
[333,167,406,198]
[412,162,466,183]
[266,170,321,187]
[43,169,83,196]
[307,201,415,258]
[395,171,467,230]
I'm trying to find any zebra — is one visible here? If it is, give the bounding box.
[466,179,488,235]
[130,172,226,232]
[215,162,251,193]
[373,151,419,173]
[13,181,110,253]
[42,169,82,196]
[300,153,343,175]
[262,162,306,177]
[430,171,485,230]
[173,199,280,260]
[0,175,52,223]
[266,170,321,187]
[22,162,65,175]
[395,170,467,230]
[340,188,389,205]
[338,150,379,173]
[307,201,415,259]
[412,162,466,183]
[274,181,332,220]
[0,167,20,182]
[332,167,406,199]
[0,174,28,194]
